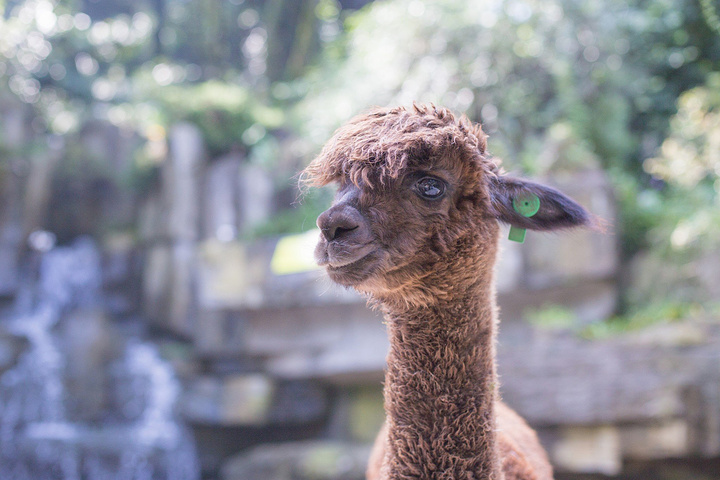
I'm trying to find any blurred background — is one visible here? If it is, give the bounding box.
[0,0,719,479]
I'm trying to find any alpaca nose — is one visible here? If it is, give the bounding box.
[317,205,362,242]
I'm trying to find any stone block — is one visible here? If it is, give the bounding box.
[0,241,19,297]
[498,320,720,430]
[523,170,617,289]
[498,279,617,325]
[237,163,274,233]
[101,233,140,316]
[551,425,621,475]
[195,237,362,313]
[194,309,241,356]
[143,241,196,336]
[249,303,387,383]
[137,190,166,243]
[222,441,371,480]
[0,327,26,373]
[168,241,197,337]
[197,240,269,310]
[620,420,689,460]
[202,153,242,241]
[181,374,274,426]
[142,245,172,326]
[165,122,204,241]
[327,386,384,443]
[59,309,120,422]
[269,380,329,424]
[222,374,274,424]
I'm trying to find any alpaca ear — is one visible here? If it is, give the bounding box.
[489,176,591,232]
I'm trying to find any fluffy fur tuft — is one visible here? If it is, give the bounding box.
[301,103,501,191]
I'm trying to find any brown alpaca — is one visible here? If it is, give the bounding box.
[303,104,591,480]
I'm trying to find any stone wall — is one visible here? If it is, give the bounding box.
[5,113,717,479]
[135,123,684,478]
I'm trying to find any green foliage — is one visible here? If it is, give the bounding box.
[140,79,285,156]
[3,0,720,324]
[620,75,720,309]
[294,0,720,258]
[247,187,334,238]
[648,78,720,249]
[580,301,718,339]
[526,304,578,330]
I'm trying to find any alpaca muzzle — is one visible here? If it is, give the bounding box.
[314,203,377,273]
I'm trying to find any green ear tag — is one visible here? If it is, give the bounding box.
[508,192,541,243]
[508,226,527,243]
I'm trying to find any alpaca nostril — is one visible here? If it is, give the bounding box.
[331,225,358,241]
[317,208,362,242]
[321,223,358,242]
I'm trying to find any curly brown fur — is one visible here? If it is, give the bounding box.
[305,104,589,480]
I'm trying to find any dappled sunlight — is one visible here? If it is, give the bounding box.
[1,0,720,478]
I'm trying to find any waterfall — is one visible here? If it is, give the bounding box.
[0,236,200,480]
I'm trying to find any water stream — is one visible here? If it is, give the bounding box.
[0,237,199,480]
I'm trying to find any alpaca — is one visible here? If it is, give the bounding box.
[302,104,591,480]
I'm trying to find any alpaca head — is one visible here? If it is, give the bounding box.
[303,104,591,308]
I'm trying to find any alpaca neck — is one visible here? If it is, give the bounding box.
[381,280,501,479]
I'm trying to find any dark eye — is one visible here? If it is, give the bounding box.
[415,177,446,200]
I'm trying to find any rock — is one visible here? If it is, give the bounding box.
[237,163,274,234]
[142,245,172,327]
[551,425,621,475]
[0,158,23,298]
[196,240,269,310]
[269,380,329,424]
[247,302,386,384]
[165,123,204,241]
[326,386,384,443]
[620,420,689,460]
[102,233,140,317]
[0,327,26,373]
[195,237,361,312]
[629,249,720,307]
[78,120,138,228]
[58,309,121,422]
[222,441,371,480]
[22,142,63,240]
[181,374,274,425]
[497,279,617,325]
[168,241,197,336]
[141,241,197,337]
[202,153,242,241]
[138,190,166,243]
[0,241,19,297]
[498,320,720,429]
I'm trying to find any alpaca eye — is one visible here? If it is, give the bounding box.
[415,177,446,200]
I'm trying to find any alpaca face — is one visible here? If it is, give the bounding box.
[314,163,491,294]
[304,104,592,304]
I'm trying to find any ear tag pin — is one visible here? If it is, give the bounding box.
[508,192,540,243]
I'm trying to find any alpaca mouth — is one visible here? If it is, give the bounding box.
[319,245,382,286]
[326,252,380,286]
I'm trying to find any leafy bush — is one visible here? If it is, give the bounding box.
[137,77,285,156]
[293,0,719,256]
[627,74,720,308]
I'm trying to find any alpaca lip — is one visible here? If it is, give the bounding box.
[317,243,380,286]
[316,241,376,269]
[326,250,374,269]
[325,252,379,286]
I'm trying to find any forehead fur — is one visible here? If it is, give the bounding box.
[302,104,501,189]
